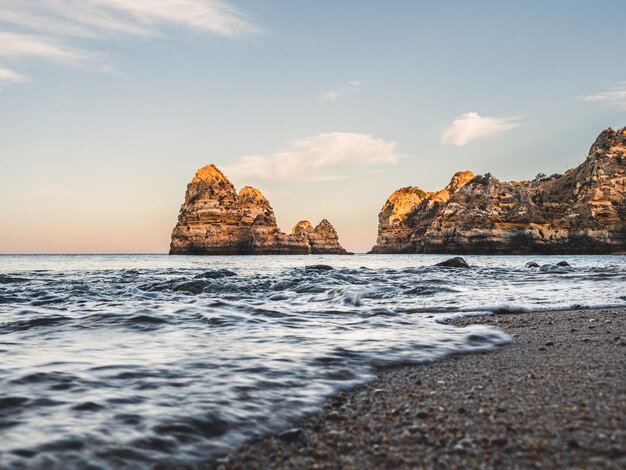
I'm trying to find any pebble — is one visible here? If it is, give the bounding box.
[491,437,508,447]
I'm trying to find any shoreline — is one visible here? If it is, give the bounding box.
[221,307,625,469]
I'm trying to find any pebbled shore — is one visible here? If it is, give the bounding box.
[221,308,626,469]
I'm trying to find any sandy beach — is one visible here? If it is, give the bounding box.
[222,307,626,469]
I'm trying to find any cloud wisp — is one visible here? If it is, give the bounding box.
[441,112,523,146]
[575,83,626,110]
[0,65,28,84]
[0,31,98,63]
[223,132,400,182]
[0,0,260,83]
[320,81,363,103]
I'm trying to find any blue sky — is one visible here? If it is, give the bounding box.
[0,0,624,253]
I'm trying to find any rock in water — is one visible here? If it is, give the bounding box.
[370,127,626,254]
[304,264,334,271]
[435,257,470,268]
[193,269,237,279]
[525,262,540,268]
[173,280,210,294]
[169,165,349,255]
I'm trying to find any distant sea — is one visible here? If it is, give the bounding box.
[1,254,624,468]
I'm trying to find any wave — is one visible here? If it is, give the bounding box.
[0,254,624,468]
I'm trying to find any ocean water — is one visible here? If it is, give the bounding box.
[0,254,624,468]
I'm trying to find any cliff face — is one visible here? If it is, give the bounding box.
[170,165,349,255]
[370,171,475,253]
[370,127,626,254]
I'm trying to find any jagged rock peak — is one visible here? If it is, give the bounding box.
[314,219,335,232]
[238,186,275,225]
[292,220,314,235]
[588,127,626,159]
[185,164,238,205]
[384,187,429,223]
[446,171,475,193]
[192,164,231,185]
[432,171,475,202]
[238,186,269,205]
[308,219,349,255]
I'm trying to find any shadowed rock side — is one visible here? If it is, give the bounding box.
[170,165,349,255]
[371,127,626,254]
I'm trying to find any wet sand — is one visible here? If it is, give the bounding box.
[222,308,626,469]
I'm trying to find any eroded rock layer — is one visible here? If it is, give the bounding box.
[170,165,349,255]
[370,127,626,254]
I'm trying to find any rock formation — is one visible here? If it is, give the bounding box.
[305,219,349,254]
[370,127,626,254]
[170,165,350,255]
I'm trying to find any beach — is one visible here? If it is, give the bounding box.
[223,307,626,469]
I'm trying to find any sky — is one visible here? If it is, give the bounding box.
[0,0,625,254]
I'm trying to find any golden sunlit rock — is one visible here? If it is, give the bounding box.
[170,165,349,255]
[371,127,626,254]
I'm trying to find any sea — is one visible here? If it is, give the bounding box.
[0,254,624,468]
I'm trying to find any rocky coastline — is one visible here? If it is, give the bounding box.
[370,127,626,254]
[170,165,350,255]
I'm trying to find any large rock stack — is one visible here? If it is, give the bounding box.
[370,127,626,254]
[170,165,349,255]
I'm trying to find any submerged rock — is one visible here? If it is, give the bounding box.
[169,165,349,255]
[370,127,626,254]
[556,261,571,267]
[435,257,470,268]
[173,280,210,294]
[194,269,237,279]
[525,262,540,268]
[305,265,335,271]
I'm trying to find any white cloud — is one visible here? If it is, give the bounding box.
[575,83,626,110]
[223,132,400,182]
[441,112,522,146]
[0,0,260,38]
[0,0,260,84]
[320,81,363,103]
[0,66,28,83]
[0,31,97,64]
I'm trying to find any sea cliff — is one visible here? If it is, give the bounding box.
[370,127,626,254]
[170,165,349,255]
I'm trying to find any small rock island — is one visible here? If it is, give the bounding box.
[371,127,626,254]
[170,165,349,255]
